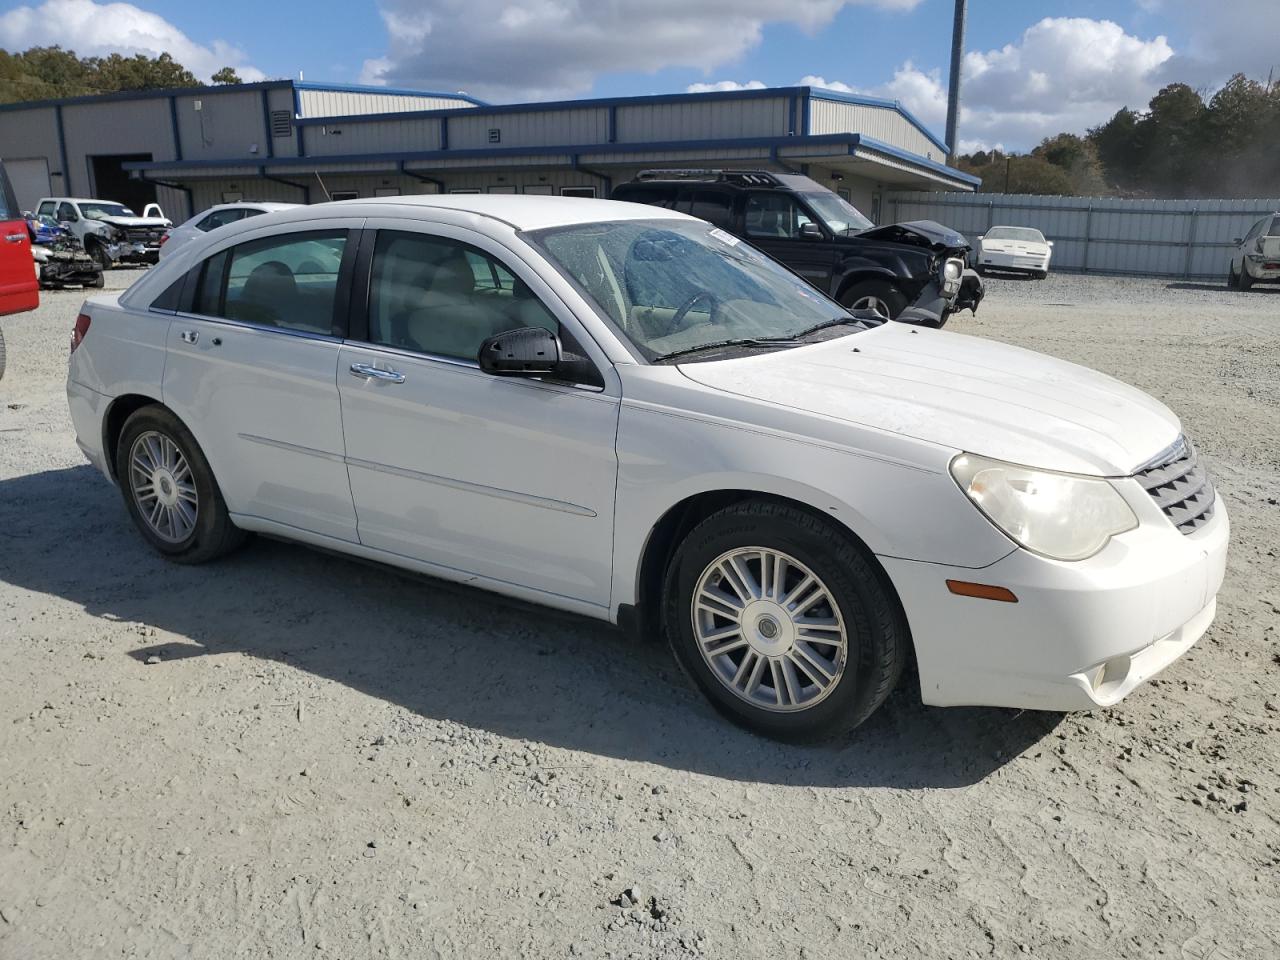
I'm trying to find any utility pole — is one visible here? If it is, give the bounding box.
[944,0,967,164]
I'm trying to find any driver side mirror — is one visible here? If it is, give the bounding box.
[1047,240,1055,247]
[479,326,560,375]
[799,222,824,240]
[1232,237,1242,245]
[976,234,985,241]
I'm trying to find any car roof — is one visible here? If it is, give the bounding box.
[263,194,693,231]
[41,197,127,204]
[204,201,299,211]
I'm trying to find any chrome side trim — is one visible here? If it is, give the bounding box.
[345,455,596,517]
[238,433,347,464]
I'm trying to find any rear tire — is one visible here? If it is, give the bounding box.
[1227,263,1239,289]
[115,405,247,564]
[839,279,908,322]
[1239,263,1255,290]
[662,499,906,742]
[1034,270,1048,280]
[88,271,105,289]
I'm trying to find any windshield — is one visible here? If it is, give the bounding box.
[986,226,1045,243]
[801,191,873,236]
[79,202,135,220]
[529,219,864,361]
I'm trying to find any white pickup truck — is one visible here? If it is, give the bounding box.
[1228,212,1280,290]
[34,197,170,270]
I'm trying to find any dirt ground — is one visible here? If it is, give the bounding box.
[1,269,1278,959]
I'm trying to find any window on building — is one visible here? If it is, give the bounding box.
[743,193,815,239]
[449,188,482,194]
[561,186,596,198]
[523,185,554,195]
[194,230,347,335]
[330,191,358,201]
[366,230,557,361]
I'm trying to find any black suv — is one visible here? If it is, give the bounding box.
[612,170,983,327]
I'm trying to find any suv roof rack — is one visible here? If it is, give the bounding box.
[634,169,784,187]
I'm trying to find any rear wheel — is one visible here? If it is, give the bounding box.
[115,406,246,563]
[1239,262,1255,290]
[87,271,105,289]
[662,499,906,741]
[1227,262,1239,289]
[839,279,908,322]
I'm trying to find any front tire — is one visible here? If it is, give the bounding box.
[839,279,908,322]
[662,499,906,742]
[87,240,112,271]
[115,406,246,564]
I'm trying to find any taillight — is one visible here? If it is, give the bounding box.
[71,312,91,353]
[158,232,169,246]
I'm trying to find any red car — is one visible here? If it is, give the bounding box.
[0,161,41,381]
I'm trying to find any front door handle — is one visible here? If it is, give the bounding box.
[4,233,25,243]
[349,362,406,384]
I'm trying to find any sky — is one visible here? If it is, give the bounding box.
[0,0,1275,153]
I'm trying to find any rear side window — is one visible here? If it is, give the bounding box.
[196,208,246,232]
[150,274,187,312]
[57,202,78,222]
[37,200,55,218]
[687,191,732,229]
[744,193,815,239]
[193,230,348,335]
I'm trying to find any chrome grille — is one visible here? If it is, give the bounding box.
[1132,436,1215,534]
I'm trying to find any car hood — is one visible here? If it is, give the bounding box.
[677,324,1180,475]
[856,219,970,253]
[99,216,170,229]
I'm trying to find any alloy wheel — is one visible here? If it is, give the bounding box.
[129,430,198,543]
[849,295,891,319]
[691,547,848,712]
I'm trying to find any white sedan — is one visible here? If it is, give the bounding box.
[976,225,1053,278]
[66,196,1228,740]
[158,201,299,259]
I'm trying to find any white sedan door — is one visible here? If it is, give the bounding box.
[337,223,621,610]
[162,223,361,542]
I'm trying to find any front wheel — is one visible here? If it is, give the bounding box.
[839,279,908,322]
[87,240,112,271]
[662,500,906,741]
[115,406,247,563]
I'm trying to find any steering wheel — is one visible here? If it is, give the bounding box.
[668,290,720,333]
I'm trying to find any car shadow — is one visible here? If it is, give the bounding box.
[1166,281,1280,294]
[0,465,1061,789]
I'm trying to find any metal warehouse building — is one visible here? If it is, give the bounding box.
[0,79,976,223]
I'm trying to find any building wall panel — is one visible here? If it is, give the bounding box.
[306,117,443,155]
[616,98,790,143]
[62,99,175,195]
[807,99,942,160]
[0,107,64,197]
[297,90,473,118]
[447,109,609,150]
[174,89,269,162]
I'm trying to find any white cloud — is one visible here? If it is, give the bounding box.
[0,0,265,83]
[685,80,766,93]
[362,0,924,101]
[804,18,1175,152]
[1143,0,1280,90]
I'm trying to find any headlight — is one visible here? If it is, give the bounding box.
[943,259,963,282]
[949,453,1138,561]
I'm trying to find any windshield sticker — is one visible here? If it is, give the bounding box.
[708,227,740,247]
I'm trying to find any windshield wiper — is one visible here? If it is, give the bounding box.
[790,315,881,337]
[655,336,804,362]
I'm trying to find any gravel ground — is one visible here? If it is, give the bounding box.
[1,268,1278,959]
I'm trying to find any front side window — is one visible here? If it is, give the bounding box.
[367,230,556,361]
[57,202,78,222]
[801,191,873,236]
[530,218,861,361]
[195,230,347,335]
[743,193,816,239]
[37,201,55,218]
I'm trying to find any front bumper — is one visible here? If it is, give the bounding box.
[979,249,1050,273]
[106,241,161,265]
[39,255,101,286]
[881,488,1229,712]
[898,267,984,326]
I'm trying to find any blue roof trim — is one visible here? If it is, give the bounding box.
[293,80,487,106]
[854,135,980,185]
[0,79,293,113]
[121,131,978,187]
[293,85,812,127]
[805,86,950,155]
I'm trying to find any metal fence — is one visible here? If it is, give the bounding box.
[885,192,1280,280]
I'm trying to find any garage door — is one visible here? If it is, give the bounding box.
[2,158,51,213]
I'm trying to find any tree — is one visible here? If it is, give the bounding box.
[211,67,242,85]
[92,52,198,92]
[1032,133,1108,195]
[1089,108,1142,190]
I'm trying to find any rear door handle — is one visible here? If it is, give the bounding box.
[4,233,25,243]
[179,330,199,344]
[349,362,406,384]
